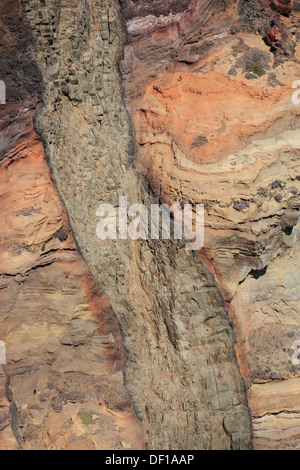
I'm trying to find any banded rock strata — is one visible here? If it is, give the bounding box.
[0,0,299,451]
[122,0,300,450]
[0,0,143,450]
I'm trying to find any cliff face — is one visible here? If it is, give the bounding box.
[122,0,300,450]
[0,0,299,450]
[19,0,252,450]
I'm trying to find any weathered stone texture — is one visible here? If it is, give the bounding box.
[0,0,143,450]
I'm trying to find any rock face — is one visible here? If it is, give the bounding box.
[122,0,300,451]
[271,0,293,15]
[19,0,252,450]
[0,0,299,451]
[0,106,144,451]
[121,0,193,18]
[0,0,143,450]
[267,21,285,46]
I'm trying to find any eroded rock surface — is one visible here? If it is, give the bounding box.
[19,0,252,450]
[0,0,143,450]
[122,0,300,450]
[0,0,299,451]
[271,0,294,15]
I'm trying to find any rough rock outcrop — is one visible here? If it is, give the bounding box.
[0,0,299,451]
[271,0,293,15]
[267,20,285,46]
[0,104,144,451]
[0,0,143,450]
[121,0,300,450]
[19,0,252,450]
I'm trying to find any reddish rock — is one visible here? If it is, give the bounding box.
[121,0,192,19]
[1,0,299,452]
[266,21,284,45]
[0,0,144,450]
[266,20,293,55]
[271,0,293,14]
[124,3,300,449]
[0,102,145,450]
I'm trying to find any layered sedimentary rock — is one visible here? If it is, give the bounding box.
[122,0,300,450]
[0,0,143,450]
[0,0,299,451]
[0,107,144,451]
[19,0,252,450]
